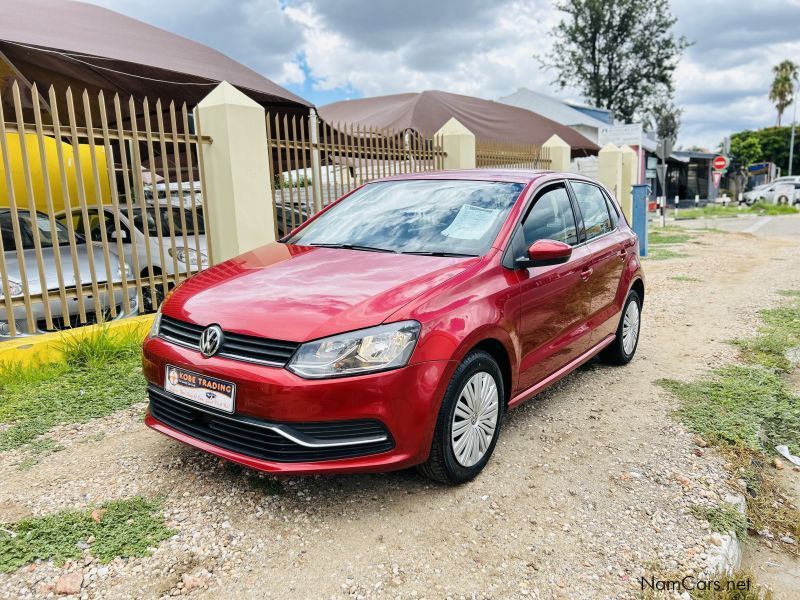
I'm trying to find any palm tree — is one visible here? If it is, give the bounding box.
[769,60,799,126]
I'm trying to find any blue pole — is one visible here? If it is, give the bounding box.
[631,184,649,257]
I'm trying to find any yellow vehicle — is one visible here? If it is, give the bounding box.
[0,132,111,212]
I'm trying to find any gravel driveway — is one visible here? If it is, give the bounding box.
[1,226,799,599]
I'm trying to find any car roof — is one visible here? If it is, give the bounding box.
[371,169,603,187]
[375,168,553,184]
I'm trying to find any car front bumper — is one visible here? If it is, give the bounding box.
[142,336,453,474]
[1,287,139,339]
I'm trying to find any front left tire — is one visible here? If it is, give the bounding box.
[417,350,505,485]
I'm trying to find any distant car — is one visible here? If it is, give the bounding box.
[743,182,800,206]
[57,200,208,312]
[1,209,137,339]
[145,181,203,204]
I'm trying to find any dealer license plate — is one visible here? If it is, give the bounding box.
[164,365,235,413]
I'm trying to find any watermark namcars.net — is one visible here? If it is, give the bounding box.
[640,575,752,593]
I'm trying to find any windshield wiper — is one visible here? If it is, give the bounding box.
[308,243,397,253]
[400,251,478,257]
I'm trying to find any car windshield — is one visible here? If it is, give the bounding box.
[286,179,525,256]
[1,211,77,252]
[132,207,205,236]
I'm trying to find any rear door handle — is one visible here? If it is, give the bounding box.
[619,248,627,260]
[580,267,593,281]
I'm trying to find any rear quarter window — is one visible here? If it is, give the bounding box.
[570,181,613,240]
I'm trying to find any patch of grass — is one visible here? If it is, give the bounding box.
[777,289,800,298]
[0,326,146,450]
[691,503,747,539]
[646,248,689,260]
[676,201,798,220]
[649,231,692,245]
[658,294,800,556]
[659,366,800,456]
[0,496,173,573]
[732,301,800,372]
[669,275,702,282]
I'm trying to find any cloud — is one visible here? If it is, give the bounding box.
[85,0,800,149]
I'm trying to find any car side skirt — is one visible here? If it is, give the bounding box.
[508,333,616,410]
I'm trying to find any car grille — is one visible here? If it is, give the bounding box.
[148,385,395,462]
[158,316,300,366]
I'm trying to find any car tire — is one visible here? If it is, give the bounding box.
[599,288,642,366]
[778,195,789,205]
[417,350,505,485]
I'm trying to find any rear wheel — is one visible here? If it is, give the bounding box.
[417,350,504,484]
[599,289,642,365]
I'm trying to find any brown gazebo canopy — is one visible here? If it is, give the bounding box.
[320,90,598,155]
[0,0,311,114]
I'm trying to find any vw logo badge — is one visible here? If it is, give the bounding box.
[199,324,223,358]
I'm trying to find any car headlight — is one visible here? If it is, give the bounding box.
[116,264,131,279]
[148,306,162,338]
[0,280,23,299]
[287,321,421,379]
[170,247,208,267]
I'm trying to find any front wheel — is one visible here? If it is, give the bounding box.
[417,350,504,484]
[599,289,642,365]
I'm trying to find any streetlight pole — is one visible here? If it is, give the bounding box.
[790,79,798,176]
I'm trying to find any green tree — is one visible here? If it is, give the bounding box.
[729,132,762,166]
[728,127,798,172]
[648,101,682,142]
[544,0,690,123]
[769,60,799,126]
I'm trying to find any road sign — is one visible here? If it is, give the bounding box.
[656,139,673,161]
[712,171,722,188]
[656,164,667,190]
[599,123,643,147]
[712,155,729,171]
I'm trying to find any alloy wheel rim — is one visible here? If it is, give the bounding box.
[622,300,640,355]
[451,371,499,467]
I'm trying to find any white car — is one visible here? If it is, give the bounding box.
[57,200,207,312]
[743,182,800,206]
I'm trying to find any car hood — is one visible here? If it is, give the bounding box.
[3,243,125,295]
[166,243,478,341]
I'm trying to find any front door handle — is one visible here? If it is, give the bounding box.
[580,267,593,282]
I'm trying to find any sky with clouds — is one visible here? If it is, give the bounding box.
[87,0,800,149]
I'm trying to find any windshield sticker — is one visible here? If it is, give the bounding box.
[441,204,501,240]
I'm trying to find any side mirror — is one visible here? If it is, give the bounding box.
[517,239,572,268]
[110,229,128,241]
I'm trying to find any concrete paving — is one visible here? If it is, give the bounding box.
[668,213,800,239]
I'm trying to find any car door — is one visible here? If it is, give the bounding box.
[568,180,627,342]
[514,181,595,392]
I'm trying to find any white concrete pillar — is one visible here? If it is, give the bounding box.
[598,143,622,200]
[619,144,637,223]
[435,118,475,170]
[542,134,571,172]
[195,81,276,264]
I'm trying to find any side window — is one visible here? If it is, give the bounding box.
[604,192,620,227]
[570,181,612,241]
[75,209,101,242]
[521,184,578,246]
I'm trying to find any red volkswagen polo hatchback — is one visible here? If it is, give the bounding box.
[143,170,644,484]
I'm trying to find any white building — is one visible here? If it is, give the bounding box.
[497,87,611,144]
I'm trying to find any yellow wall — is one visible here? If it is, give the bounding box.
[0,132,112,213]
